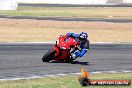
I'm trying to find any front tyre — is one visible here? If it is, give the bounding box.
[42,49,56,62]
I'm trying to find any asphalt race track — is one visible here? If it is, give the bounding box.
[19,3,132,7]
[0,43,132,79]
[0,15,132,23]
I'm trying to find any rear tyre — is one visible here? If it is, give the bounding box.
[42,49,56,62]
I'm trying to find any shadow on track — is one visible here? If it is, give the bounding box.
[71,61,90,65]
[48,60,89,65]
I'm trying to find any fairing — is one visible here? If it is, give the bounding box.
[53,35,78,61]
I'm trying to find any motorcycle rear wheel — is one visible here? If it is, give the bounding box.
[42,49,56,62]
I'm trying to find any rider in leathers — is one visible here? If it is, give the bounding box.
[66,32,89,60]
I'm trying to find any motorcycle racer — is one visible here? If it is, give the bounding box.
[42,32,89,63]
[66,32,90,60]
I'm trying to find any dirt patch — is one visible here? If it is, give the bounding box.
[0,18,132,43]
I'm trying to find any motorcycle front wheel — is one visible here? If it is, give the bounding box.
[42,49,56,62]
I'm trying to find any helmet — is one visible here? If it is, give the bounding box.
[79,32,88,43]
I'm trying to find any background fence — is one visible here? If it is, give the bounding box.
[0,0,132,10]
[18,0,132,4]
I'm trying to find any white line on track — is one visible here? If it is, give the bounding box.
[0,70,132,81]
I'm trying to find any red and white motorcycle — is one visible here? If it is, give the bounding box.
[42,35,80,62]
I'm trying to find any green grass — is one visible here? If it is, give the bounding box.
[0,6,132,18]
[0,73,132,88]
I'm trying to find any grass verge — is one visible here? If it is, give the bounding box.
[0,6,132,18]
[0,73,132,88]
